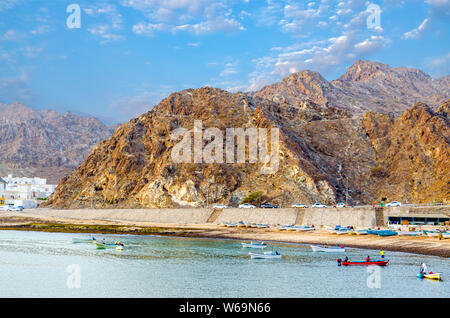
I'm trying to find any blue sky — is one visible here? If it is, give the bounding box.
[0,0,449,124]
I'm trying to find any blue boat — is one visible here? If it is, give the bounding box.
[377,230,398,237]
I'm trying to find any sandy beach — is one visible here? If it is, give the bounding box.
[1,210,449,258]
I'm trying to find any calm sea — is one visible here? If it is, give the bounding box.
[0,230,448,297]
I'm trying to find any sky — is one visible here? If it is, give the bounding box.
[0,0,449,124]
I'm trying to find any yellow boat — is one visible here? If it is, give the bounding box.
[423,273,442,281]
[418,272,442,281]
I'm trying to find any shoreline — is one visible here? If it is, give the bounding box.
[1,214,449,258]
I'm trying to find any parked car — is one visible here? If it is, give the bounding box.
[239,203,256,209]
[10,206,24,211]
[292,203,308,208]
[213,204,228,209]
[333,203,347,208]
[0,205,8,211]
[261,203,279,208]
[386,201,402,207]
[311,202,327,208]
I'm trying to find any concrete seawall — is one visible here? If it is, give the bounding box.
[33,208,213,224]
[25,205,449,228]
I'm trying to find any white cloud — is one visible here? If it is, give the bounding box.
[123,0,244,35]
[30,25,50,35]
[403,18,429,39]
[247,30,389,91]
[132,23,165,36]
[84,3,124,43]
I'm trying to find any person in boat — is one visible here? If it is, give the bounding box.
[102,238,106,244]
[344,256,349,262]
[420,262,427,274]
[366,256,371,262]
[275,250,280,255]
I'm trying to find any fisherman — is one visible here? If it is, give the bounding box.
[420,262,427,274]
[366,256,371,262]
[380,250,385,259]
[344,256,349,262]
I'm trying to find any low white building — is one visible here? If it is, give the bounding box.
[1,175,58,208]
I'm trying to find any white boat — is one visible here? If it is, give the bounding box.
[311,245,346,252]
[241,242,267,248]
[295,226,315,232]
[397,231,422,236]
[336,230,349,235]
[256,224,269,228]
[426,232,439,237]
[249,251,281,259]
[355,229,369,235]
[72,237,95,243]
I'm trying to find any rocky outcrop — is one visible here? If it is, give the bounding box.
[362,102,450,203]
[0,103,115,183]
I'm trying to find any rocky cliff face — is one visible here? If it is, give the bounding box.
[43,84,449,208]
[362,102,450,203]
[253,60,450,115]
[0,103,115,183]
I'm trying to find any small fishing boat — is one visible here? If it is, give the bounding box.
[355,229,369,235]
[397,231,422,236]
[341,259,389,266]
[311,245,346,252]
[336,229,349,235]
[249,251,281,259]
[377,230,398,237]
[72,237,96,243]
[417,272,442,281]
[94,241,123,250]
[295,226,315,232]
[241,242,267,248]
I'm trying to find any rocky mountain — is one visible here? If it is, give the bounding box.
[0,103,115,183]
[42,84,449,208]
[253,60,450,115]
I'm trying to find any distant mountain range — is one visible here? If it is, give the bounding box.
[42,61,449,208]
[0,103,115,183]
[252,60,450,115]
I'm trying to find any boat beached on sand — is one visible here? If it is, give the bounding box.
[241,242,267,248]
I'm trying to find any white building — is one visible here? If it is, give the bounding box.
[1,175,58,208]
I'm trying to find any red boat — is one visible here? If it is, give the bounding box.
[341,259,389,266]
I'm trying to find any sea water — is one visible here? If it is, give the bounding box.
[0,230,448,297]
